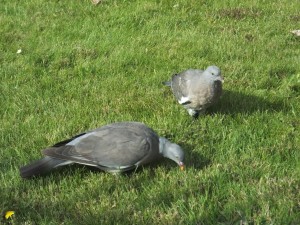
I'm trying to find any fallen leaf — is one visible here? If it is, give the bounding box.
[91,0,102,5]
[291,30,300,36]
[5,211,15,220]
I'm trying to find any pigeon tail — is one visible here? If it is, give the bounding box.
[162,81,171,86]
[20,156,68,178]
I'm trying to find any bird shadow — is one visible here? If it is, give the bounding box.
[21,164,100,181]
[178,141,211,170]
[207,90,288,115]
[161,131,211,171]
[19,161,171,182]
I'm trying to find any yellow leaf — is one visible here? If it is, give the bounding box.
[5,211,15,219]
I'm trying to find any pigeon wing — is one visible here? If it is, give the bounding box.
[43,123,158,171]
[171,69,204,104]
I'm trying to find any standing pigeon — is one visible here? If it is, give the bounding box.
[163,65,223,117]
[20,122,185,178]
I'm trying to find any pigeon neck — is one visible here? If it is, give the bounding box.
[159,137,168,156]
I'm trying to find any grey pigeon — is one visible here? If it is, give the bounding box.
[163,65,223,117]
[20,122,185,178]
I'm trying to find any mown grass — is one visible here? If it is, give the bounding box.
[1,0,299,224]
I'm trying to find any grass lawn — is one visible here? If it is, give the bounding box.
[1,0,299,224]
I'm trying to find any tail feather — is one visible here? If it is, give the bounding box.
[20,156,69,178]
[162,81,171,86]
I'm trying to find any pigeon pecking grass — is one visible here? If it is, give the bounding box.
[20,122,185,178]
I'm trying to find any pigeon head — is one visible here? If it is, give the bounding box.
[159,137,185,170]
[205,65,223,82]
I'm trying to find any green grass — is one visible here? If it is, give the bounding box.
[1,0,299,224]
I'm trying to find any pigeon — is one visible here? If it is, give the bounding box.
[20,122,185,178]
[163,65,223,117]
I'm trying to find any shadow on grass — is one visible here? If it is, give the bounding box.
[18,160,179,182]
[12,196,173,225]
[208,90,288,115]
[17,164,97,182]
[178,142,211,171]
[11,153,204,224]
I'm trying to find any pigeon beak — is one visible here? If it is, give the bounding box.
[179,161,184,171]
[221,76,224,83]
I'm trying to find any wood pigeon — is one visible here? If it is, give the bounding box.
[163,65,223,117]
[20,122,185,178]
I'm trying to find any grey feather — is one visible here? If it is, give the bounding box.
[165,65,223,117]
[20,156,71,178]
[19,122,185,178]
